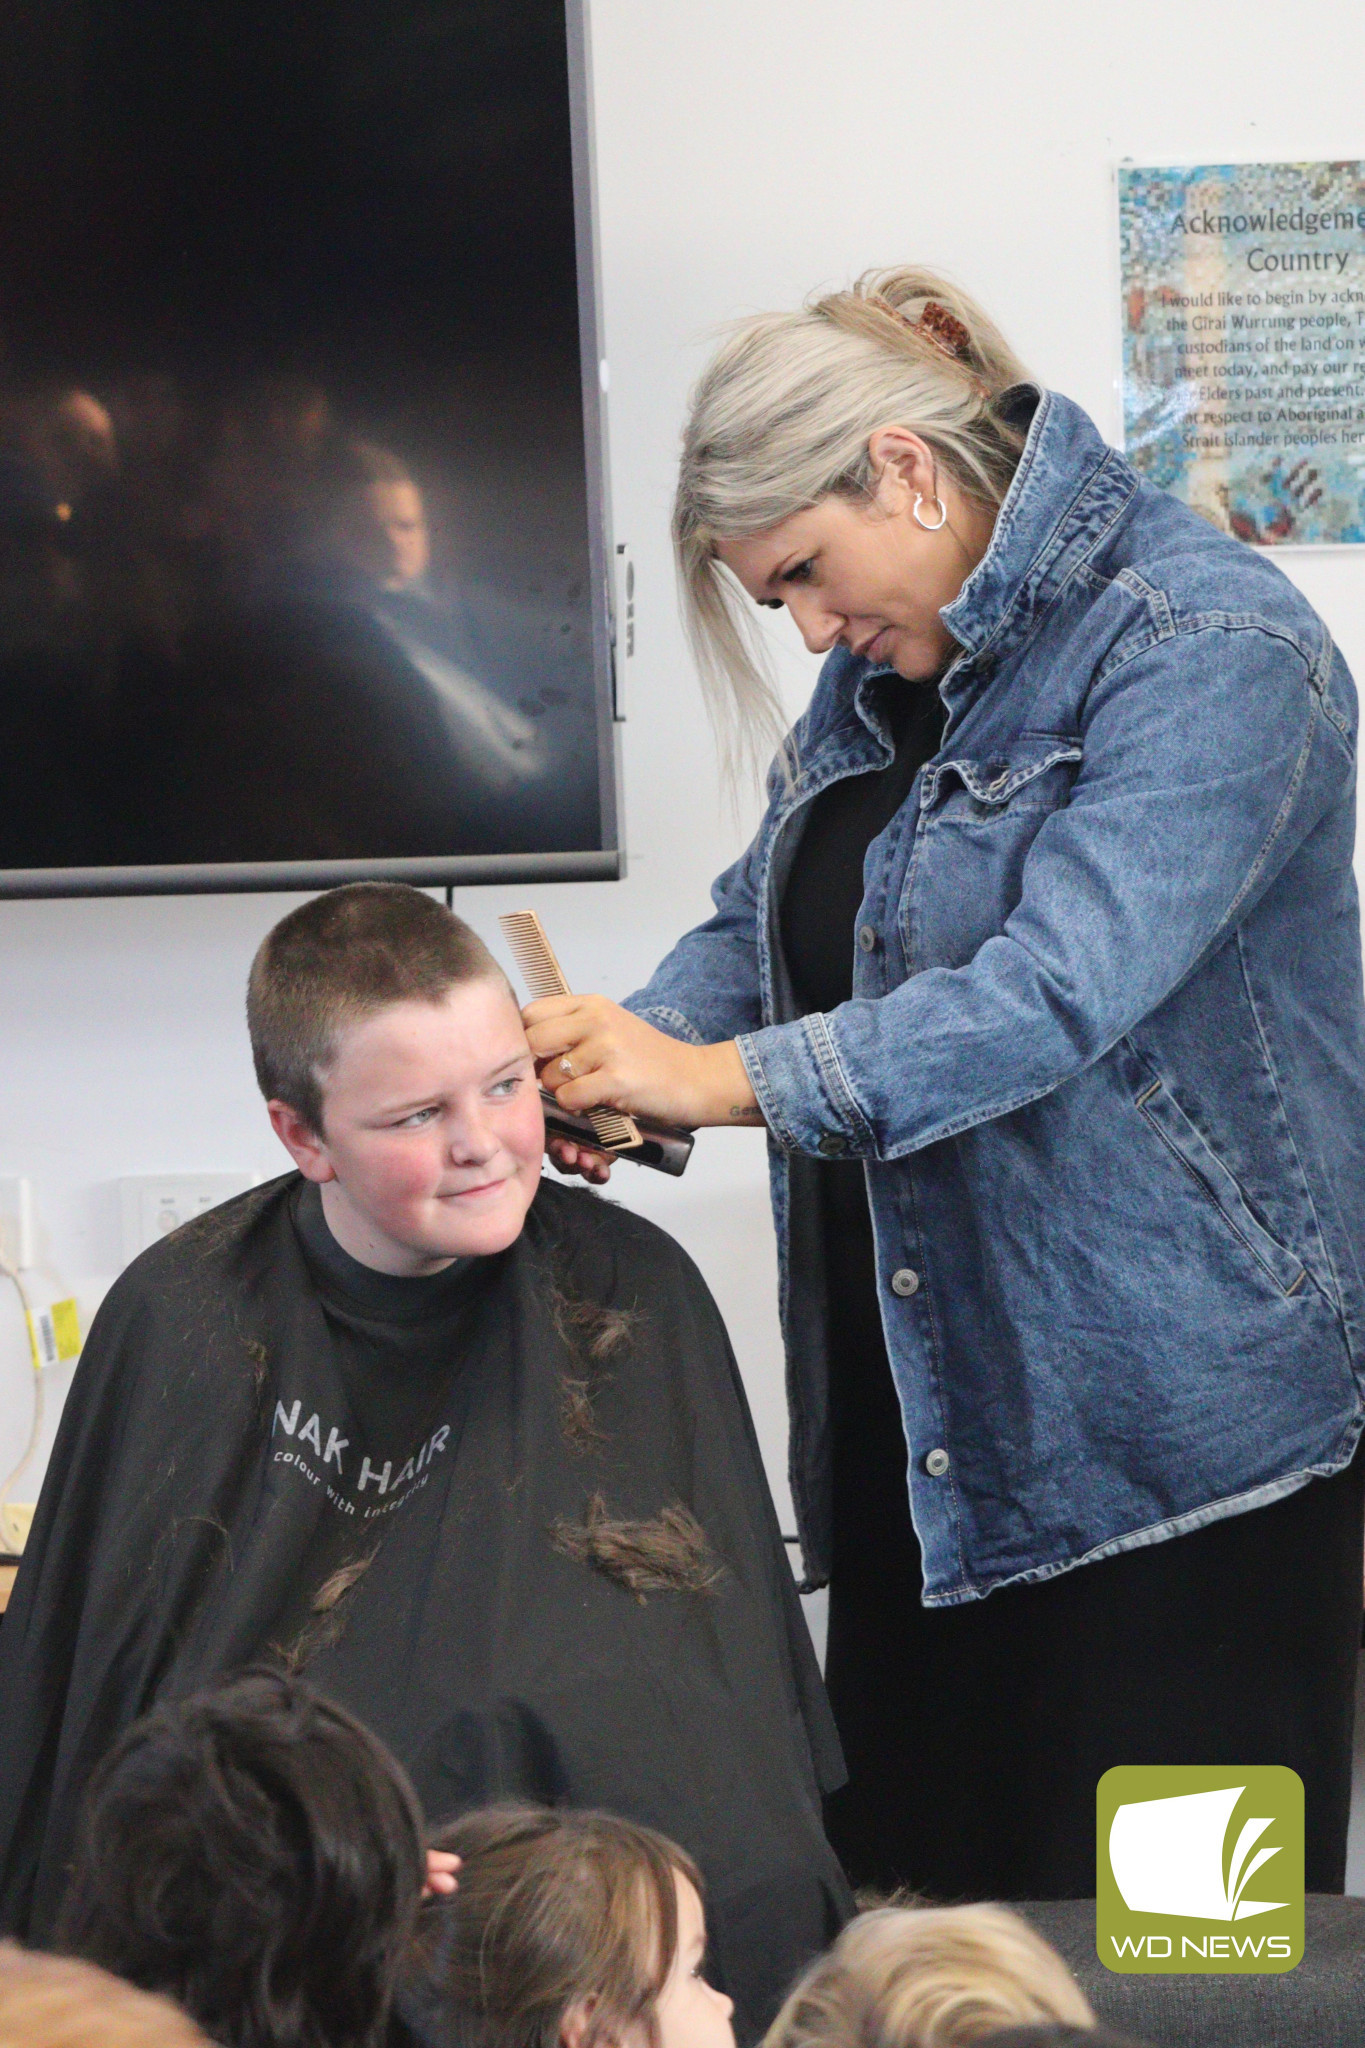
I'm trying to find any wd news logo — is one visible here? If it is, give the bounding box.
[1097,1766,1303,1974]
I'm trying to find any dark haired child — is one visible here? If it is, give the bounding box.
[57,1668,424,2048]
[0,883,850,2038]
[399,1803,736,2048]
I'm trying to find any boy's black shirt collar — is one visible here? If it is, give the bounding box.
[291,1178,478,1326]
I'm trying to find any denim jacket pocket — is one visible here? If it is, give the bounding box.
[922,737,1082,820]
[910,740,1085,970]
[1125,1046,1309,1299]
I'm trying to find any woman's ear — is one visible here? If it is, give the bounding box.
[866,426,938,509]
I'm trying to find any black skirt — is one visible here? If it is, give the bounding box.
[819,1157,1365,1901]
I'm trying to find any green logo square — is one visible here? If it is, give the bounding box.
[1096,1766,1303,1973]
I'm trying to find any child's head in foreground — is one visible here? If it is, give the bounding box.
[248,882,544,1274]
[763,1905,1094,2048]
[0,1942,210,2048]
[405,1804,735,2048]
[55,1667,427,2048]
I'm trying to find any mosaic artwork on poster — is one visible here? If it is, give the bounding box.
[1119,161,1365,545]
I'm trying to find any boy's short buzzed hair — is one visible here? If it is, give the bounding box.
[247,882,509,1132]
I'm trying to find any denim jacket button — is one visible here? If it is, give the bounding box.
[924,1447,950,1478]
[818,1132,848,1157]
[857,923,878,953]
[891,1266,920,1297]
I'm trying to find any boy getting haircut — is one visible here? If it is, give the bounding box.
[0,884,850,2042]
[56,1669,424,2048]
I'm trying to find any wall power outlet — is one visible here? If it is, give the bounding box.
[118,1174,257,1269]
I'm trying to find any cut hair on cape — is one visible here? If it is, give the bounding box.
[552,1495,726,1600]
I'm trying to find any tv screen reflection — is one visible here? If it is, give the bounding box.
[0,0,610,882]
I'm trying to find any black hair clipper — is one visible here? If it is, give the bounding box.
[538,1092,694,1177]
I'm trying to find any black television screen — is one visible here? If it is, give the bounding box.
[0,0,618,895]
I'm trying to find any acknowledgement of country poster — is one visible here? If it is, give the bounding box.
[1119,161,1365,545]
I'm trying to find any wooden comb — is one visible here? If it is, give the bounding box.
[498,911,642,1153]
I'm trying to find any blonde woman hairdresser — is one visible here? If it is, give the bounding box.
[525,268,1365,1900]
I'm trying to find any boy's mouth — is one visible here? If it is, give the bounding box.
[439,1177,509,1203]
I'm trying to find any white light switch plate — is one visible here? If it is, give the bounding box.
[0,1177,34,1271]
[118,1175,257,1268]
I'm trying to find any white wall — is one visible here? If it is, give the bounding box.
[4,0,1365,1551]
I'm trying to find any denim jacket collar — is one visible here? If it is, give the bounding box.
[938,387,1138,711]
[805,389,1141,764]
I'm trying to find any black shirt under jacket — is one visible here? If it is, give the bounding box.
[0,1176,850,2038]
[780,677,946,1017]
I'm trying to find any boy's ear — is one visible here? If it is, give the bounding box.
[267,1100,337,1183]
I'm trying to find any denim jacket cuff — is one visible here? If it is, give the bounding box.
[624,1002,706,1047]
[736,1017,875,1157]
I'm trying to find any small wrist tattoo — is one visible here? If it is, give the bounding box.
[728,1104,764,1123]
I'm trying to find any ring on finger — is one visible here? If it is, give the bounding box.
[559,1055,575,1079]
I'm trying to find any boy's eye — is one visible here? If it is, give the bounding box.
[488,1076,522,1099]
[396,1106,439,1127]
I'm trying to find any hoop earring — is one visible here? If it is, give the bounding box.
[913,493,948,532]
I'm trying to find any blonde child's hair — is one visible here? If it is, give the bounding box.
[0,1942,210,2048]
[673,266,1031,780]
[763,1904,1094,2048]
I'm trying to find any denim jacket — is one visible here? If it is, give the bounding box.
[626,388,1365,1605]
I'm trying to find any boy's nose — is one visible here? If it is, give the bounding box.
[446,1119,499,1166]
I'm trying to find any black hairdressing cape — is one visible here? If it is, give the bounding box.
[0,1176,850,2037]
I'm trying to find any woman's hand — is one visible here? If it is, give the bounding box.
[523,995,764,1132]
